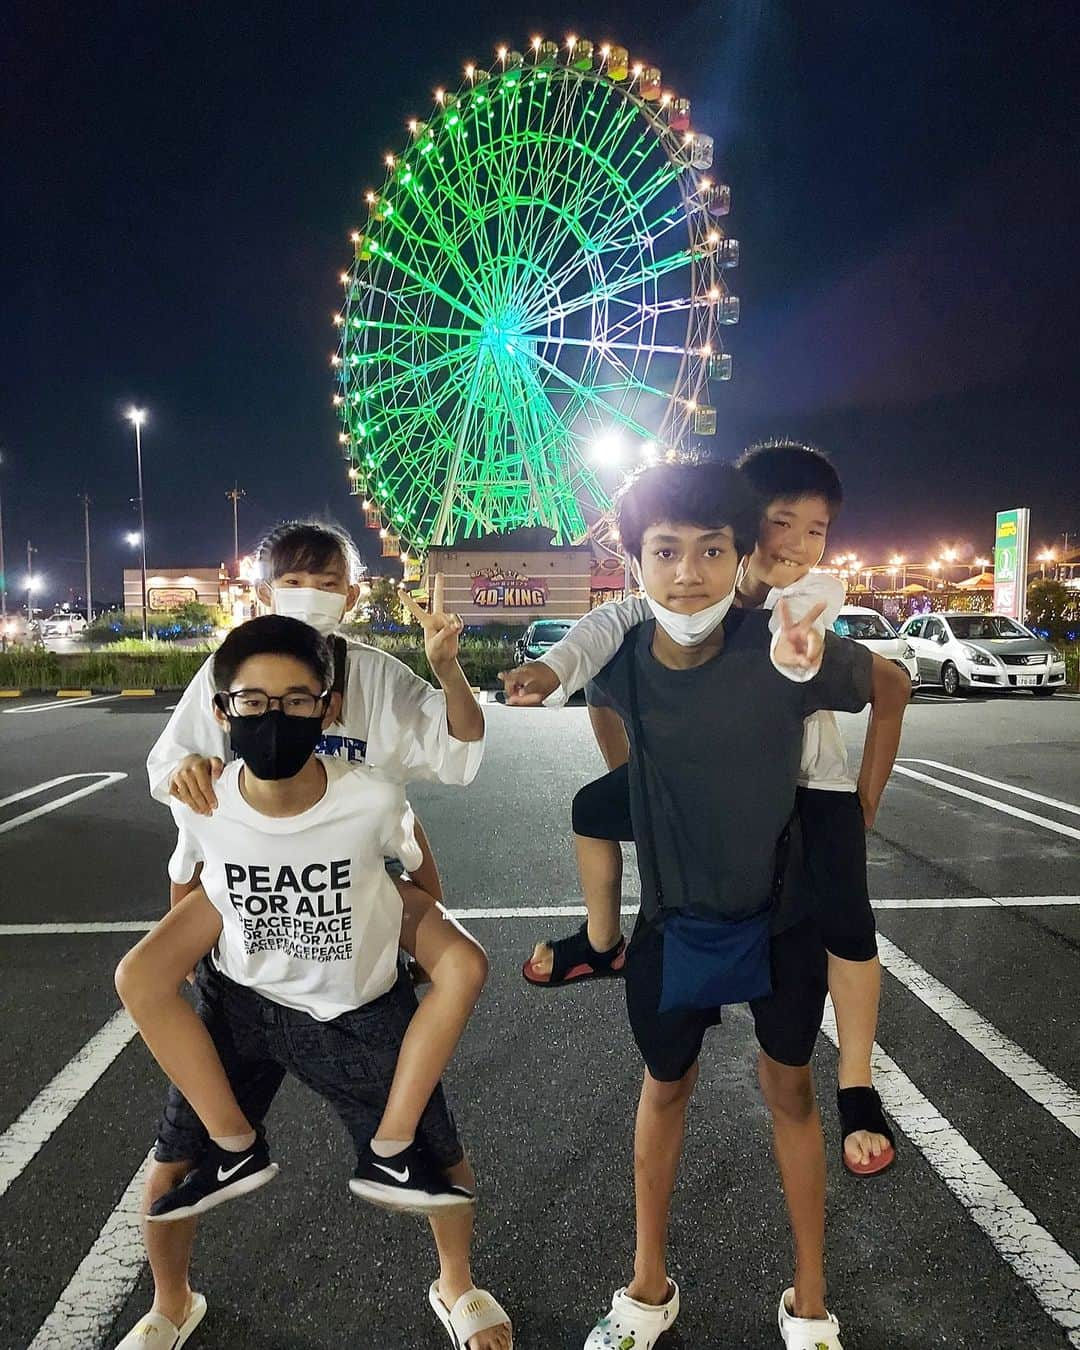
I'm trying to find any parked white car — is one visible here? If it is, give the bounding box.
[897,612,1067,697]
[833,607,919,685]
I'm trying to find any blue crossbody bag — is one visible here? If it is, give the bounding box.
[626,643,780,1013]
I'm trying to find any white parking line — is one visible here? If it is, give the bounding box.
[0,773,127,834]
[878,934,1080,1138]
[898,759,1080,816]
[0,1011,137,1199]
[1,894,1078,936]
[3,694,121,715]
[821,1007,1080,1349]
[892,765,1080,842]
[26,1153,152,1350]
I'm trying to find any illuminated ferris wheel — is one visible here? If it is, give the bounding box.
[333,35,739,556]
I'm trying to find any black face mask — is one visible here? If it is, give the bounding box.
[228,711,325,781]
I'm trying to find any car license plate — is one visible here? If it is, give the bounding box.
[1017,675,1038,687]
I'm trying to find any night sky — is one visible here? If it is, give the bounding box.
[3,0,1078,607]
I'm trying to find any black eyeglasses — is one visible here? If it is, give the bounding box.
[215,688,330,718]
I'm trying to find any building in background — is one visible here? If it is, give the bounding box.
[424,529,597,625]
[124,566,229,615]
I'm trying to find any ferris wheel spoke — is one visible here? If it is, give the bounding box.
[428,353,496,545]
[403,138,500,311]
[355,341,476,403]
[524,347,659,442]
[367,241,486,325]
[527,247,690,331]
[379,196,494,313]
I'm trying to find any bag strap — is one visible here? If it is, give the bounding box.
[626,638,665,909]
[331,635,348,700]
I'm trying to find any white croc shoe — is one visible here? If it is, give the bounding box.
[115,1293,207,1349]
[585,1282,680,1349]
[777,1287,844,1349]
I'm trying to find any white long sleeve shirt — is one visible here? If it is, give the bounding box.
[147,637,485,803]
[539,572,857,791]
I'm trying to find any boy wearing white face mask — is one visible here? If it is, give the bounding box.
[503,444,911,1182]
[504,456,871,1349]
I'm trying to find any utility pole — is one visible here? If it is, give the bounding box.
[80,492,93,622]
[226,485,246,576]
[25,539,36,625]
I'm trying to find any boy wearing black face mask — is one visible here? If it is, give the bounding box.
[114,617,512,1350]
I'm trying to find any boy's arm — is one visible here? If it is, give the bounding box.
[856,653,911,829]
[500,596,650,706]
[588,703,630,771]
[146,655,228,807]
[399,587,484,745]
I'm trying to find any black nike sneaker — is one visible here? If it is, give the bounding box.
[349,1141,475,1213]
[147,1132,279,1222]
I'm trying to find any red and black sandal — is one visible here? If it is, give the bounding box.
[522,921,627,987]
[837,1085,897,1177]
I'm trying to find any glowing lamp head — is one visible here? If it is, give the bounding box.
[126,407,147,427]
[591,430,624,465]
[125,532,141,546]
[890,555,904,566]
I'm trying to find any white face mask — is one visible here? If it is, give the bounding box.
[642,561,744,648]
[272,587,346,636]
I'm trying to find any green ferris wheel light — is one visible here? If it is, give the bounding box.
[332,36,739,553]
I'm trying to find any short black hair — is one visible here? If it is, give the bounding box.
[212,615,333,692]
[613,454,761,561]
[734,440,843,517]
[256,520,364,584]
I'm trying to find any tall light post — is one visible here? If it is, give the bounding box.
[79,492,93,622]
[126,407,149,640]
[890,555,905,590]
[25,540,38,625]
[226,484,245,577]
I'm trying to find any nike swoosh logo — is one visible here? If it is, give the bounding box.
[217,1155,253,1182]
[374,1162,410,1183]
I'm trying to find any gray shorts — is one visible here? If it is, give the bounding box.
[154,959,463,1170]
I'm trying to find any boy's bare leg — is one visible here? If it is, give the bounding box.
[625,1065,697,1305]
[140,1160,200,1328]
[829,953,890,1165]
[528,833,624,977]
[429,1157,511,1350]
[758,1052,828,1319]
[375,883,487,1144]
[115,893,251,1139]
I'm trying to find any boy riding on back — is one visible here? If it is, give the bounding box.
[502,442,910,1177]
[504,452,878,1348]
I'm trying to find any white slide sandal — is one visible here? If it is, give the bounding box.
[114,1292,207,1349]
[428,1282,513,1348]
[777,1287,844,1349]
[584,1282,680,1349]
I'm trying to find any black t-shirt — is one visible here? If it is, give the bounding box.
[588,610,872,931]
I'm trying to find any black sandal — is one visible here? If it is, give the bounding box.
[837,1086,897,1177]
[522,921,626,987]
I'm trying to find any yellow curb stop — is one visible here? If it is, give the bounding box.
[120,689,157,697]
[0,690,22,698]
[57,689,93,698]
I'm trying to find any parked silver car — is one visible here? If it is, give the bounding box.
[897,612,1067,697]
[833,607,919,685]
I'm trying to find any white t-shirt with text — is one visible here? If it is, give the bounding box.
[169,757,423,1020]
[539,572,857,790]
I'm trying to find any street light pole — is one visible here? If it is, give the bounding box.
[25,539,36,624]
[226,484,245,577]
[127,408,149,640]
[80,492,93,622]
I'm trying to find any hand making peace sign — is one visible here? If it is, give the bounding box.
[772,598,827,672]
[398,581,465,677]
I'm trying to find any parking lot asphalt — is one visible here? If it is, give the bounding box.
[1,688,1078,1350]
